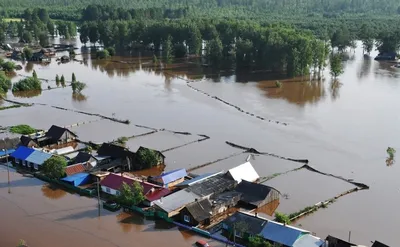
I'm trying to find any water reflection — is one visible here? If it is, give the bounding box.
[41,184,67,200]
[386,158,395,167]
[72,93,87,102]
[329,79,341,101]
[259,79,326,106]
[357,55,372,79]
[13,90,42,98]
[116,211,146,233]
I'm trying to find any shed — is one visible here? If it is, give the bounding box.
[11,146,35,166]
[65,163,87,176]
[235,180,280,208]
[25,150,52,170]
[153,189,200,217]
[150,168,187,187]
[260,221,309,247]
[180,198,212,226]
[293,234,324,247]
[61,172,91,186]
[176,171,223,188]
[226,162,259,183]
[371,241,389,247]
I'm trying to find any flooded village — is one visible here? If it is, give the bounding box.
[1,33,399,247]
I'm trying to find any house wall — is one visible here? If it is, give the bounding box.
[179,207,199,226]
[264,189,280,207]
[166,177,185,188]
[101,186,120,196]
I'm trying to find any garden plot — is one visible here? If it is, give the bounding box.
[125,131,202,152]
[0,105,99,130]
[194,152,304,177]
[263,168,356,215]
[163,139,239,172]
[69,119,152,144]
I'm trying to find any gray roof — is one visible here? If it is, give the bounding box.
[185,198,212,222]
[293,235,324,247]
[234,180,279,207]
[188,174,237,197]
[223,211,268,235]
[153,189,200,215]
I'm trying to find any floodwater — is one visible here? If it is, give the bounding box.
[1,36,400,246]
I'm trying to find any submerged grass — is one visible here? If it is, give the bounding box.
[0,104,22,111]
[10,124,37,135]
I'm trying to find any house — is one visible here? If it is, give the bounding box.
[293,234,325,247]
[153,189,201,217]
[24,149,53,170]
[325,235,357,247]
[222,211,268,240]
[234,180,280,209]
[149,168,187,188]
[97,143,136,171]
[61,172,91,186]
[176,171,223,188]
[375,52,397,61]
[259,220,310,247]
[11,146,35,166]
[100,173,170,206]
[180,198,213,226]
[19,135,39,148]
[188,173,237,198]
[371,241,389,247]
[135,146,165,169]
[226,162,259,183]
[179,191,242,227]
[72,151,111,168]
[45,125,77,144]
[31,49,50,62]
[65,163,87,176]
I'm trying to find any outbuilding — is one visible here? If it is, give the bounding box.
[61,172,91,186]
[149,168,187,188]
[234,180,280,209]
[226,162,259,183]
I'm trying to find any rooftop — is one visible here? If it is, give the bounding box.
[65,163,86,176]
[153,168,187,185]
[188,173,237,197]
[260,221,309,247]
[25,150,53,165]
[61,172,90,182]
[185,198,212,222]
[223,211,268,235]
[227,161,259,183]
[293,234,324,247]
[177,171,223,187]
[145,187,171,202]
[46,125,77,141]
[74,152,95,164]
[11,146,35,160]
[100,173,158,194]
[235,180,280,207]
[153,189,200,214]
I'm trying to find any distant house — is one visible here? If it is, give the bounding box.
[222,211,268,240]
[325,235,357,247]
[61,172,91,186]
[11,146,35,166]
[45,125,77,144]
[135,146,165,169]
[72,151,111,168]
[20,135,39,148]
[24,149,53,170]
[179,191,242,227]
[65,163,87,176]
[97,143,136,171]
[31,49,50,62]
[149,168,187,188]
[226,162,260,183]
[234,180,280,209]
[188,173,237,198]
[100,173,171,206]
[375,52,397,61]
[176,171,223,188]
[371,241,390,247]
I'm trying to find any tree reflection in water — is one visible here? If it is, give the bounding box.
[72,93,87,102]
[41,184,67,200]
[13,90,42,98]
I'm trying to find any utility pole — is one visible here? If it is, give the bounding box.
[348,231,352,242]
[97,177,101,217]
[6,148,10,194]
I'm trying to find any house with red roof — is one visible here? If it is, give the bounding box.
[100,173,171,206]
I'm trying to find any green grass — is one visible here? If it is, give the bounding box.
[0,105,21,111]
[10,124,37,135]
[2,18,23,22]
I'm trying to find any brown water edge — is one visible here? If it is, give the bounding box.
[0,167,222,247]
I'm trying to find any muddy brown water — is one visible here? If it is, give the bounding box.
[1,37,400,245]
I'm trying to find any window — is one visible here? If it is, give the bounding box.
[116,191,120,196]
[184,215,190,223]
[106,187,111,193]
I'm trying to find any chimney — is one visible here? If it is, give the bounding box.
[255,212,258,217]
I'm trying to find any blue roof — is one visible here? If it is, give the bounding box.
[155,168,187,184]
[11,146,35,160]
[61,172,90,182]
[293,234,324,247]
[260,221,308,246]
[0,149,15,157]
[25,150,52,165]
[177,172,221,187]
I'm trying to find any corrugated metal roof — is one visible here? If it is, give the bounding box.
[54,146,75,155]
[260,221,308,246]
[100,173,157,194]
[65,163,86,176]
[11,146,35,160]
[177,171,223,187]
[61,172,90,182]
[227,162,259,183]
[154,168,187,185]
[153,189,200,215]
[293,234,324,247]
[146,188,171,202]
[223,211,267,235]
[25,150,52,165]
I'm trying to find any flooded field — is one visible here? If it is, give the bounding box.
[1,36,400,245]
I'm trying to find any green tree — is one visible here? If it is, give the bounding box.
[60,75,65,87]
[96,49,110,59]
[116,181,145,206]
[106,47,115,56]
[38,32,49,47]
[136,148,161,169]
[67,22,77,37]
[47,20,55,36]
[55,74,60,87]
[71,73,76,82]
[163,35,173,63]
[71,81,86,93]
[23,47,33,60]
[331,26,352,51]
[0,72,12,94]
[206,36,223,64]
[1,61,16,72]
[42,156,67,179]
[22,30,33,43]
[330,53,344,80]
[274,212,291,224]
[12,76,41,92]
[359,24,374,54]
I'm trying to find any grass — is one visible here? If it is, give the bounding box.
[2,18,22,22]
[0,105,21,111]
[10,124,37,135]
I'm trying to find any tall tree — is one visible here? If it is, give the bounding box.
[116,181,145,206]
[330,54,344,80]
[42,156,67,179]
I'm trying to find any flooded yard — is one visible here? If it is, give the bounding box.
[1,37,400,245]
